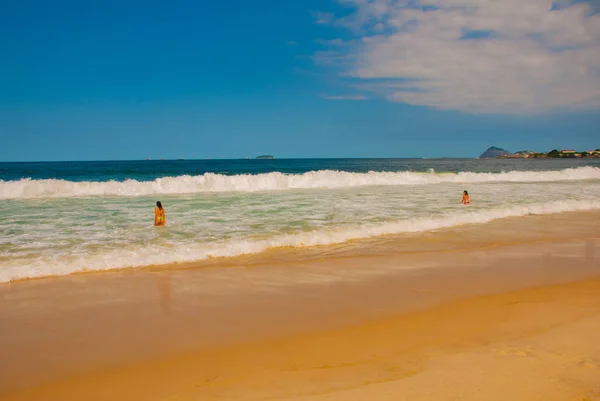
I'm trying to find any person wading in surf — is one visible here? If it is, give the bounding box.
[154,201,166,226]
[461,190,470,205]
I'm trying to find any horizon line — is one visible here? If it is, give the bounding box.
[0,156,484,163]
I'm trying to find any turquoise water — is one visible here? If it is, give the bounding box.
[1,158,600,282]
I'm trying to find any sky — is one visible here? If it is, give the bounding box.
[0,0,599,161]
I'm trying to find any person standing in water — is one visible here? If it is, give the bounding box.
[154,201,166,226]
[461,190,470,205]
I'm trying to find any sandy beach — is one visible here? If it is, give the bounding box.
[1,211,599,401]
[4,0,600,397]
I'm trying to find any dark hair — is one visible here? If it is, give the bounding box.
[464,190,468,195]
[156,201,163,210]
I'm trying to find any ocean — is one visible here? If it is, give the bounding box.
[1,158,599,282]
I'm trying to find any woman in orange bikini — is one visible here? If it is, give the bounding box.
[154,201,166,226]
[461,190,470,205]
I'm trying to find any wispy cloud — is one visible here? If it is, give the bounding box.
[315,38,352,47]
[321,94,369,100]
[314,0,600,114]
[313,11,336,25]
[286,40,298,45]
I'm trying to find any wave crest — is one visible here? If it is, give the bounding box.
[1,167,599,199]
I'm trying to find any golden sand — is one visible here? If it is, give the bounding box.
[1,212,599,401]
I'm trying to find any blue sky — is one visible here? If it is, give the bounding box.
[0,0,599,161]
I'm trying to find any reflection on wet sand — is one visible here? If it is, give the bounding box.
[158,275,172,314]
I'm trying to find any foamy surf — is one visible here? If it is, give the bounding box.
[1,167,599,199]
[1,199,598,283]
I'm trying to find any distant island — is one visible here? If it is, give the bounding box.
[480,147,600,159]
[256,155,274,159]
[479,147,511,158]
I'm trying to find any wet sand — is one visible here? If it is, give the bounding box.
[1,211,599,400]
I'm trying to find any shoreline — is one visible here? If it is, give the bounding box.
[5,233,597,285]
[1,211,599,400]
[3,209,600,285]
[1,211,600,399]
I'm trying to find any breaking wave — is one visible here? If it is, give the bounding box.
[2,198,599,282]
[2,167,600,199]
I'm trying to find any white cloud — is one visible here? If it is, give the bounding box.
[321,94,369,100]
[316,0,600,114]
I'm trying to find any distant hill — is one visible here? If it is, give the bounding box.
[256,155,274,159]
[480,146,511,158]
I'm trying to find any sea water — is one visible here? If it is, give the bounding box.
[1,158,599,282]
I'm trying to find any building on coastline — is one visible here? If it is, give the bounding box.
[499,154,530,158]
[498,150,535,159]
[487,147,599,159]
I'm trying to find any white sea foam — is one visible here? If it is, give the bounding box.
[1,167,599,199]
[1,199,598,282]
